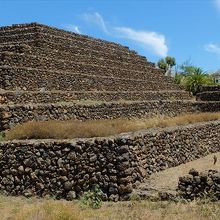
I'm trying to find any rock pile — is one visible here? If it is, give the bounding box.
[178,168,220,200]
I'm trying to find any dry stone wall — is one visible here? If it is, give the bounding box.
[196,91,220,101]
[130,121,220,176]
[197,86,220,102]
[195,101,220,112]
[0,51,165,81]
[178,169,220,200]
[196,86,220,110]
[0,90,192,104]
[198,85,220,93]
[0,42,148,67]
[0,66,180,92]
[1,22,218,131]
[0,120,220,200]
[1,99,218,132]
[0,139,144,201]
[0,101,195,131]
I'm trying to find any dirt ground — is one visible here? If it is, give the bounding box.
[138,152,220,193]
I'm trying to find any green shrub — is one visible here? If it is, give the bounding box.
[80,185,104,209]
[0,132,4,142]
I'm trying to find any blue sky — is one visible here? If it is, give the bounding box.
[1,0,220,72]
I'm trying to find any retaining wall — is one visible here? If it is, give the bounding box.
[0,90,192,104]
[178,169,220,200]
[0,32,145,62]
[0,66,180,91]
[0,42,149,67]
[0,101,195,131]
[196,91,220,101]
[0,51,165,80]
[0,120,220,200]
[198,85,220,93]
[0,45,152,71]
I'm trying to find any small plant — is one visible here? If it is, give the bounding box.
[129,192,141,202]
[80,185,104,209]
[0,132,4,141]
[129,193,142,207]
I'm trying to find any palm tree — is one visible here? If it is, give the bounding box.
[180,67,214,95]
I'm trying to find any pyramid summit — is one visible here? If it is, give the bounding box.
[0,22,183,91]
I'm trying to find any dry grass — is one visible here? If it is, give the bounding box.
[0,195,220,220]
[4,112,220,140]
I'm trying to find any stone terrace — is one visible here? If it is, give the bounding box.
[0,22,196,130]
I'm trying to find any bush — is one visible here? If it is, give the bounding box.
[176,62,215,94]
[80,185,104,209]
[0,132,4,141]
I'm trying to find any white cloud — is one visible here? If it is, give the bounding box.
[204,43,220,55]
[215,0,220,10]
[82,12,108,34]
[114,27,168,57]
[65,25,81,34]
[81,12,168,57]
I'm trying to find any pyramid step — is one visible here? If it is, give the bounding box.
[0,65,183,91]
[196,91,220,101]
[0,52,167,81]
[0,90,193,104]
[0,32,147,62]
[0,100,195,131]
[0,48,157,74]
[0,40,151,68]
[0,23,140,56]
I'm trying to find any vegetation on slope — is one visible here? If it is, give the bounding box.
[157,56,176,76]
[4,112,220,140]
[157,58,216,94]
[175,63,214,94]
[0,132,4,141]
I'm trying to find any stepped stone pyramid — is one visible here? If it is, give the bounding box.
[0,23,193,131]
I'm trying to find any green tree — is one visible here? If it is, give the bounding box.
[157,56,176,76]
[158,59,167,71]
[179,66,214,94]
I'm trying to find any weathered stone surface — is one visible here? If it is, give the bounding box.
[0,120,219,200]
[0,90,192,105]
[178,169,220,200]
[0,23,198,132]
[66,191,76,200]
[64,181,73,190]
[0,23,220,202]
[189,168,199,177]
[0,101,196,131]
